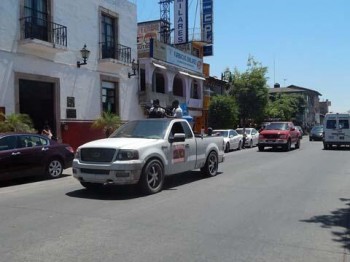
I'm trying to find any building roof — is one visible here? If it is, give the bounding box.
[269,84,322,96]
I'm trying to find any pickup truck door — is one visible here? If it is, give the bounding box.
[168,122,197,174]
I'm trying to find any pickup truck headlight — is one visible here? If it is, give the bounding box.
[116,150,139,160]
[75,149,80,159]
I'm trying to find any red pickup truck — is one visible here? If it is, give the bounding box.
[258,122,301,151]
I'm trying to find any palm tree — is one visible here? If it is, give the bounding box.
[91,111,122,137]
[0,113,36,132]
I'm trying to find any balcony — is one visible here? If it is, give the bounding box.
[99,42,132,67]
[19,16,67,53]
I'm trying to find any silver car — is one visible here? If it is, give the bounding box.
[213,129,243,152]
[236,128,260,148]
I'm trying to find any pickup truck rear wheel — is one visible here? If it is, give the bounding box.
[201,151,218,177]
[139,159,164,194]
[295,139,300,149]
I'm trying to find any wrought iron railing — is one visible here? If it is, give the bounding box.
[20,16,67,47]
[100,42,131,63]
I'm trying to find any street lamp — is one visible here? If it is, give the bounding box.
[77,44,90,68]
[128,59,139,78]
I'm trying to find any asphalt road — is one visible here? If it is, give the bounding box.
[0,139,350,262]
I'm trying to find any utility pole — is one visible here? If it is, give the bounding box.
[159,0,173,44]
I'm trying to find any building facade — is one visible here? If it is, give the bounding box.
[269,84,322,129]
[0,0,140,149]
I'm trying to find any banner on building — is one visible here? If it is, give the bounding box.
[137,21,162,57]
[174,0,188,44]
[202,0,213,44]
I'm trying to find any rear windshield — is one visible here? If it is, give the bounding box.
[265,123,289,130]
[311,126,323,132]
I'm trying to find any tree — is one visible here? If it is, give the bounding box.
[208,95,238,129]
[230,56,269,126]
[91,111,122,137]
[266,93,306,121]
[0,113,36,132]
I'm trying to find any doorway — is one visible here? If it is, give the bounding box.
[19,79,55,136]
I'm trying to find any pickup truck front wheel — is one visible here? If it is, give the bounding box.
[201,151,218,177]
[139,159,164,195]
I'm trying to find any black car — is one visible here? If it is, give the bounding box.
[309,125,324,141]
[0,133,74,181]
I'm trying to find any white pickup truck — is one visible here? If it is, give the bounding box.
[72,118,225,194]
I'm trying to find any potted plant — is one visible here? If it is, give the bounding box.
[91,111,122,137]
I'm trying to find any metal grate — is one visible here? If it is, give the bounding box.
[80,148,116,163]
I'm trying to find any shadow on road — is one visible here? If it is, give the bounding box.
[300,198,350,251]
[0,174,70,188]
[66,170,221,200]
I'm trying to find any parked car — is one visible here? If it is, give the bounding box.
[0,133,74,181]
[236,128,259,148]
[295,126,304,139]
[213,129,243,152]
[309,125,323,141]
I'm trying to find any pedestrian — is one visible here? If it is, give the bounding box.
[242,127,247,149]
[41,123,53,139]
[169,100,183,118]
[148,99,166,118]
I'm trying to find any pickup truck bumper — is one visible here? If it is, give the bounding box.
[258,139,287,147]
[72,160,143,185]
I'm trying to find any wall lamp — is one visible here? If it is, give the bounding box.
[77,44,90,68]
[128,59,139,78]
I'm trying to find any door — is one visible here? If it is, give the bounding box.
[15,135,46,177]
[0,135,20,180]
[19,79,55,137]
[168,122,196,174]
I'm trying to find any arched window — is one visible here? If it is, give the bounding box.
[190,80,200,99]
[152,69,165,93]
[173,75,184,97]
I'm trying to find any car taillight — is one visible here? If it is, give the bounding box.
[65,146,74,153]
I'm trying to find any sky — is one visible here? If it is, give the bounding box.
[134,0,350,113]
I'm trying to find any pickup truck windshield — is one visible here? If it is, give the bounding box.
[110,120,169,139]
[265,123,289,130]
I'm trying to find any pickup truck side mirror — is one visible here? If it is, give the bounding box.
[290,127,295,131]
[169,133,186,143]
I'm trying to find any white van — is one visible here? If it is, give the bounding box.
[323,113,350,149]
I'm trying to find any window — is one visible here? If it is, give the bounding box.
[339,119,349,129]
[191,80,200,99]
[0,136,17,151]
[326,120,336,129]
[173,75,184,97]
[140,69,146,92]
[24,0,49,41]
[101,12,118,59]
[181,122,194,138]
[153,71,165,93]
[102,81,118,114]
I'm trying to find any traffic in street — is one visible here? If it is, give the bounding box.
[0,139,349,262]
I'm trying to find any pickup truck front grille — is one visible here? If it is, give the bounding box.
[80,148,116,163]
[264,134,279,139]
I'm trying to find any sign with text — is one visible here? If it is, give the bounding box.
[202,0,213,44]
[174,0,188,44]
[151,39,203,74]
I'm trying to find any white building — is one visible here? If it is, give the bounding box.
[0,0,140,148]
